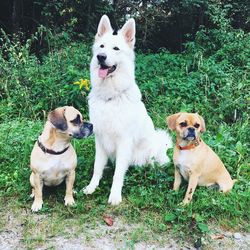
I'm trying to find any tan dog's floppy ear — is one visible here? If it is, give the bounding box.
[121,18,136,48]
[197,114,206,133]
[166,113,181,131]
[96,15,112,39]
[48,107,68,131]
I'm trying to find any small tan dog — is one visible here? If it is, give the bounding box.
[30,106,93,212]
[167,112,235,204]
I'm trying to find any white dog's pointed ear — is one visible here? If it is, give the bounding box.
[121,18,136,47]
[96,15,112,38]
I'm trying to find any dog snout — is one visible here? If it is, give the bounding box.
[187,127,196,138]
[78,122,93,138]
[83,122,93,132]
[97,53,107,63]
[188,127,195,133]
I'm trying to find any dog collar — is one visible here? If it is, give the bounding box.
[37,140,69,155]
[178,139,201,150]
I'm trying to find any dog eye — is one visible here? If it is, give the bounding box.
[100,44,104,48]
[194,123,200,128]
[70,114,81,125]
[179,122,187,127]
[113,47,120,51]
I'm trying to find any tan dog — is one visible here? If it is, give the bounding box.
[167,112,235,205]
[30,106,93,212]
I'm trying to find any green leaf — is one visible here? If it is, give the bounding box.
[236,141,243,154]
[164,213,176,222]
[197,223,209,233]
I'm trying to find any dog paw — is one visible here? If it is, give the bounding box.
[108,192,122,206]
[31,200,43,212]
[83,184,97,195]
[64,196,75,206]
[180,199,191,206]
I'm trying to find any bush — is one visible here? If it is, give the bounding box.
[0,29,91,120]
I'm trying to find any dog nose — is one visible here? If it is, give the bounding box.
[188,127,195,133]
[83,122,93,131]
[97,53,107,63]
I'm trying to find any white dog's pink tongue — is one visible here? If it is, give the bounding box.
[99,68,108,78]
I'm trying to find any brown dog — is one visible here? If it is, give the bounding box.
[167,112,235,204]
[30,106,93,212]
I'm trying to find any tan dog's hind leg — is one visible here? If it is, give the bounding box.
[173,167,182,191]
[64,169,75,206]
[30,172,43,212]
[182,173,199,205]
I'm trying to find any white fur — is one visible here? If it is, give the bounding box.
[83,15,172,205]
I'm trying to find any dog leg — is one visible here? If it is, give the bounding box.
[108,140,132,205]
[84,139,108,194]
[64,169,75,206]
[173,167,182,191]
[30,172,43,212]
[182,173,199,205]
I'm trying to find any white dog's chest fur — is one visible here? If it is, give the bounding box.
[89,86,155,159]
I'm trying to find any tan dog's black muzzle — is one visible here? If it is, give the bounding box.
[73,122,93,139]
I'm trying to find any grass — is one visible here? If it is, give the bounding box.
[0,27,249,248]
[0,116,249,248]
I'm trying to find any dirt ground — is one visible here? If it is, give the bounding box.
[0,209,249,250]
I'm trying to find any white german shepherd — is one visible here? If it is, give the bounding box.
[84,15,172,205]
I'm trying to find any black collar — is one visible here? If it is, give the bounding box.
[37,139,69,155]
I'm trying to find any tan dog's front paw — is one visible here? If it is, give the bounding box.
[31,200,43,212]
[64,195,75,206]
[181,198,191,206]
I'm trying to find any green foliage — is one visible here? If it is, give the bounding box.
[0,28,91,120]
[0,17,249,245]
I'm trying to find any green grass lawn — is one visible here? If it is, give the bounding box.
[0,118,249,248]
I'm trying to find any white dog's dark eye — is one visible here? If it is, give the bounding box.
[194,123,200,128]
[180,122,187,127]
[113,47,120,51]
[100,44,104,48]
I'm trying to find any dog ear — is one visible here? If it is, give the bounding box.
[197,114,206,133]
[48,107,68,131]
[166,113,181,131]
[121,18,136,47]
[96,15,112,38]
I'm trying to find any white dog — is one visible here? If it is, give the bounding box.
[83,15,172,205]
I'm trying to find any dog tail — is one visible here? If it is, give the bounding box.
[153,129,173,165]
[233,179,238,184]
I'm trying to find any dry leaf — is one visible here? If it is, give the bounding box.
[211,234,224,240]
[103,215,114,226]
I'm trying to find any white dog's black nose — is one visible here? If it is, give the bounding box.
[97,53,107,63]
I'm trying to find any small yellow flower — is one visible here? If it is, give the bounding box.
[72,78,90,91]
[79,79,90,90]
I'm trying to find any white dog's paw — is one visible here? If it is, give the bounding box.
[31,200,43,212]
[83,184,97,195]
[108,192,122,206]
[64,195,75,206]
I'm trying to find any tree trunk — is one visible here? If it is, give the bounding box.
[12,0,21,34]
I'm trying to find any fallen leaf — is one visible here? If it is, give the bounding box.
[103,215,114,226]
[211,234,224,240]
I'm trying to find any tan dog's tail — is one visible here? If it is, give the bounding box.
[233,179,238,185]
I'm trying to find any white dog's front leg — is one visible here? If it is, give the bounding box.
[84,138,108,195]
[108,140,132,205]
